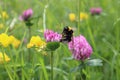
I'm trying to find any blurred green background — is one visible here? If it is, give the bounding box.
[0,0,120,80]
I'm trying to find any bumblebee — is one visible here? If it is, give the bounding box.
[60,26,73,43]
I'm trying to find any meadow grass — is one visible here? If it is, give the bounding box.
[0,0,120,80]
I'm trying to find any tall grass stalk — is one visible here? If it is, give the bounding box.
[77,0,80,34]
[51,51,53,80]
[28,26,32,62]
[39,56,48,80]
[4,65,13,80]
[8,47,18,80]
[2,48,13,80]
[114,18,120,80]
[43,4,49,31]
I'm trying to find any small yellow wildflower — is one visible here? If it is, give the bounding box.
[0,52,10,63]
[9,36,20,48]
[80,12,88,21]
[0,23,4,29]
[0,33,20,48]
[27,36,46,49]
[27,43,34,48]
[0,33,11,47]
[69,13,76,21]
[1,11,9,19]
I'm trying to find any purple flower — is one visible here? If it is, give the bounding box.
[90,8,102,15]
[19,8,33,21]
[95,8,102,14]
[90,8,96,15]
[68,35,93,60]
[44,29,62,42]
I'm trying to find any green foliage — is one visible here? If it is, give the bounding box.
[46,42,60,51]
[0,0,120,80]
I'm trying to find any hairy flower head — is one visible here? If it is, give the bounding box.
[90,7,102,15]
[44,29,62,42]
[68,35,93,60]
[19,8,33,21]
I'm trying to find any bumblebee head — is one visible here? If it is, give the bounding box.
[68,27,72,31]
[63,26,73,33]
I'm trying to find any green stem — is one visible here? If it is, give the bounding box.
[1,48,13,80]
[51,51,53,80]
[39,56,48,80]
[115,19,119,80]
[86,20,96,50]
[9,47,18,80]
[77,0,80,34]
[21,52,25,80]
[28,26,31,62]
[80,61,86,80]
[28,26,31,41]
[4,65,13,80]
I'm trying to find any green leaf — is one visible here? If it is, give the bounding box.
[46,42,60,51]
[25,21,33,26]
[45,66,68,75]
[86,59,103,66]
[70,63,85,72]
[63,56,73,60]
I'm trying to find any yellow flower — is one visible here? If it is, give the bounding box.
[27,36,46,49]
[80,12,88,21]
[69,13,76,21]
[0,52,10,63]
[27,43,34,48]
[0,33,20,48]
[0,23,4,29]
[1,11,9,19]
[0,33,11,47]
[9,36,20,48]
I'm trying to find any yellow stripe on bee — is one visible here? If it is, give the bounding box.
[68,27,72,31]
